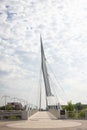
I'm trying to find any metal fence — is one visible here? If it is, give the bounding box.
[0,109,38,120]
[0,110,22,120]
[49,109,87,120]
[66,111,87,120]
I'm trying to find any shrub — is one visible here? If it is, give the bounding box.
[67,111,76,118]
[78,110,86,119]
[8,116,17,120]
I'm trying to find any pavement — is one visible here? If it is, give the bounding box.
[0,111,87,130]
[7,111,81,128]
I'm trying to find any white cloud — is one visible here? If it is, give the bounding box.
[0,0,87,108]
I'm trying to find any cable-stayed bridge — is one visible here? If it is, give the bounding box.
[39,36,62,111]
[0,36,66,121]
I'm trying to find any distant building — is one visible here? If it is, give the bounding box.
[7,102,23,110]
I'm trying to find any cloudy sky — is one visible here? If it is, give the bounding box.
[0,0,87,108]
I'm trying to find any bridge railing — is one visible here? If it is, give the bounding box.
[48,109,87,120]
[28,109,38,117]
[0,109,38,120]
[66,111,87,120]
[48,109,67,119]
[0,110,22,120]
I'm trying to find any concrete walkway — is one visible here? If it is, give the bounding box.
[7,111,81,128]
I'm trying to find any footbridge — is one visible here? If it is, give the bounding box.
[0,37,66,121]
[39,36,65,118]
[7,111,81,129]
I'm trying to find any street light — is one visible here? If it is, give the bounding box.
[2,95,10,110]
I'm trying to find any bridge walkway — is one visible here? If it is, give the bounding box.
[7,111,81,128]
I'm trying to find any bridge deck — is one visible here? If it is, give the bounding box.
[7,111,81,128]
[29,111,57,120]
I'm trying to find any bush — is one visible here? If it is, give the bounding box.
[6,105,13,110]
[67,111,76,118]
[78,110,86,119]
[8,116,21,120]
[8,116,17,120]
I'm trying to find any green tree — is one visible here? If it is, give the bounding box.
[78,108,87,119]
[0,106,5,110]
[75,102,83,111]
[65,101,75,118]
[66,101,75,111]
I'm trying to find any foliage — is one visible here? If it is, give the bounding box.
[75,102,83,111]
[8,116,18,120]
[67,111,76,118]
[0,106,5,110]
[62,101,87,119]
[6,105,13,110]
[0,105,13,110]
[78,109,87,119]
[62,105,66,110]
[65,101,75,111]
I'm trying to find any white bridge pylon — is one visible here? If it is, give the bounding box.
[40,36,61,110]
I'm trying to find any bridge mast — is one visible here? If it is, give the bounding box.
[40,36,53,110]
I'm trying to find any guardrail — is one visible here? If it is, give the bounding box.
[49,109,87,120]
[0,110,22,120]
[66,111,87,120]
[48,109,67,119]
[0,109,38,120]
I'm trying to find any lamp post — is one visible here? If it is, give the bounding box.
[2,95,10,110]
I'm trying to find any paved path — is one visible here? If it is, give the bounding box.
[7,111,81,128]
[0,111,87,130]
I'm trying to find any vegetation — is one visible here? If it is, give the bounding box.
[0,104,23,111]
[65,101,75,111]
[8,116,21,120]
[0,105,13,110]
[65,101,75,118]
[8,116,17,120]
[0,106,5,110]
[6,105,13,110]
[62,101,87,119]
[78,108,87,119]
[75,102,83,111]
[62,101,87,111]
